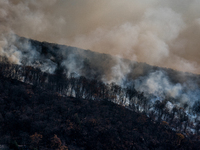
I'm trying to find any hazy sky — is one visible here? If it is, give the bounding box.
[1,0,200,74]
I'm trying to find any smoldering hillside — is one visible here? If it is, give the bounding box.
[6,35,200,83]
[3,34,200,112]
[2,0,200,147]
[3,34,200,137]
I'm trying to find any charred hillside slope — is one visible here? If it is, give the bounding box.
[0,74,200,150]
[9,36,200,123]
[1,35,200,149]
[8,35,200,85]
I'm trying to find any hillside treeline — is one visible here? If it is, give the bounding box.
[1,67,200,149]
[1,62,200,137]
[12,35,200,86]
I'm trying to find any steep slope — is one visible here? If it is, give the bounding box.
[0,74,200,150]
[8,35,200,85]
[9,36,200,115]
[1,35,200,149]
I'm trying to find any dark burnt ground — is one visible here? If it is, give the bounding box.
[0,75,200,150]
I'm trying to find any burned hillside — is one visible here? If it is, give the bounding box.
[0,36,200,149]
[0,71,200,149]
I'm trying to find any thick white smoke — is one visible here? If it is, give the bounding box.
[1,0,200,74]
[1,0,200,110]
[0,33,22,64]
[134,71,182,98]
[133,70,200,110]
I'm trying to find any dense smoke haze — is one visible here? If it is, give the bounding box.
[1,0,200,74]
[1,0,200,111]
[2,0,200,132]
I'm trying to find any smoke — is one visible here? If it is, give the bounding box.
[133,70,200,110]
[61,53,84,77]
[0,0,200,74]
[0,33,22,64]
[2,0,200,124]
[108,56,131,85]
[1,0,200,105]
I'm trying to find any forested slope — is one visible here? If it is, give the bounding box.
[1,36,200,149]
[0,64,200,150]
[0,77,198,150]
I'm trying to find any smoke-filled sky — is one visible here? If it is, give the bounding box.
[1,0,200,74]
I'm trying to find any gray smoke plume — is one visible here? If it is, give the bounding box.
[0,0,200,74]
[133,70,200,109]
[1,0,200,117]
